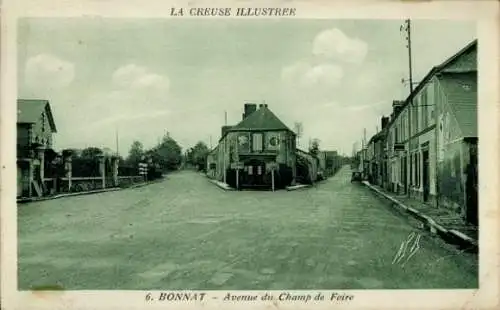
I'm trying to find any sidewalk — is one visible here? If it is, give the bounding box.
[362,181,478,251]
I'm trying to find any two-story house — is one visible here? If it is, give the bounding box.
[434,40,478,224]
[366,116,389,186]
[386,100,405,193]
[212,103,297,189]
[384,39,477,216]
[17,99,57,197]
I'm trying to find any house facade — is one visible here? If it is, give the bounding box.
[386,100,405,193]
[17,99,58,197]
[366,116,389,187]
[210,103,297,189]
[372,39,477,224]
[435,54,478,224]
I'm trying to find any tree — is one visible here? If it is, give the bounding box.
[81,147,103,159]
[127,140,144,165]
[294,122,303,148]
[309,138,320,156]
[149,134,182,172]
[191,141,210,171]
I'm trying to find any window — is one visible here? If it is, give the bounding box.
[415,153,420,187]
[41,113,46,133]
[413,101,419,135]
[412,154,416,186]
[422,90,429,128]
[252,133,263,152]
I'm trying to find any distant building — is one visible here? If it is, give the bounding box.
[209,103,297,188]
[17,99,58,197]
[366,117,389,186]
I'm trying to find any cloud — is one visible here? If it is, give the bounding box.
[24,54,75,90]
[112,64,170,93]
[312,28,368,64]
[281,62,343,89]
[301,64,343,87]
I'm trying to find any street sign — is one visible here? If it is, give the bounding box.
[266,162,278,170]
[138,162,148,175]
[231,162,244,169]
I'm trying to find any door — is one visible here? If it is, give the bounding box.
[422,150,430,202]
[402,156,407,194]
[17,166,22,197]
[466,148,478,225]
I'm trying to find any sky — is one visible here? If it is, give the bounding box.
[17,18,476,156]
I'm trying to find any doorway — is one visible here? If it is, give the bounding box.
[402,156,407,194]
[465,146,478,225]
[422,150,430,202]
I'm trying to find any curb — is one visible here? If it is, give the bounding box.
[362,181,477,250]
[286,184,312,191]
[207,179,234,191]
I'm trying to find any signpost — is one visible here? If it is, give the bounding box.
[138,162,148,182]
[267,162,278,192]
[231,162,244,190]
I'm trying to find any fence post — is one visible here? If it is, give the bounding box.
[98,154,105,189]
[112,156,119,187]
[64,154,73,192]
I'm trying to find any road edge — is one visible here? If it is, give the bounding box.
[207,179,234,191]
[362,181,478,251]
[286,184,312,191]
[17,180,160,204]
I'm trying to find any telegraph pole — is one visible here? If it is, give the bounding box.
[401,19,414,196]
[115,128,119,156]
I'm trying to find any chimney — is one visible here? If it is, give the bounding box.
[381,116,389,130]
[392,100,404,115]
[243,103,257,119]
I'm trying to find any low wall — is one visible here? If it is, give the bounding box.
[42,175,145,194]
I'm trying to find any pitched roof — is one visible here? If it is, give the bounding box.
[368,129,387,144]
[17,99,57,132]
[438,72,477,137]
[229,106,293,132]
[387,39,477,129]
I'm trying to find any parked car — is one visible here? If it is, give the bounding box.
[351,171,362,182]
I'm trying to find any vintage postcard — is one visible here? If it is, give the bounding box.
[1,0,499,309]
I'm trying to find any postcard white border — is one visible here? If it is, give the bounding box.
[1,1,499,309]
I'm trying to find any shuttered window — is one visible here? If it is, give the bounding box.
[252,133,263,152]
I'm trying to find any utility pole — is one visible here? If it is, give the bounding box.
[224,111,227,126]
[363,128,367,148]
[115,128,119,156]
[401,18,414,197]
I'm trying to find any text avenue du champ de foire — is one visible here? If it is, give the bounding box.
[170,7,296,17]
[145,291,354,303]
